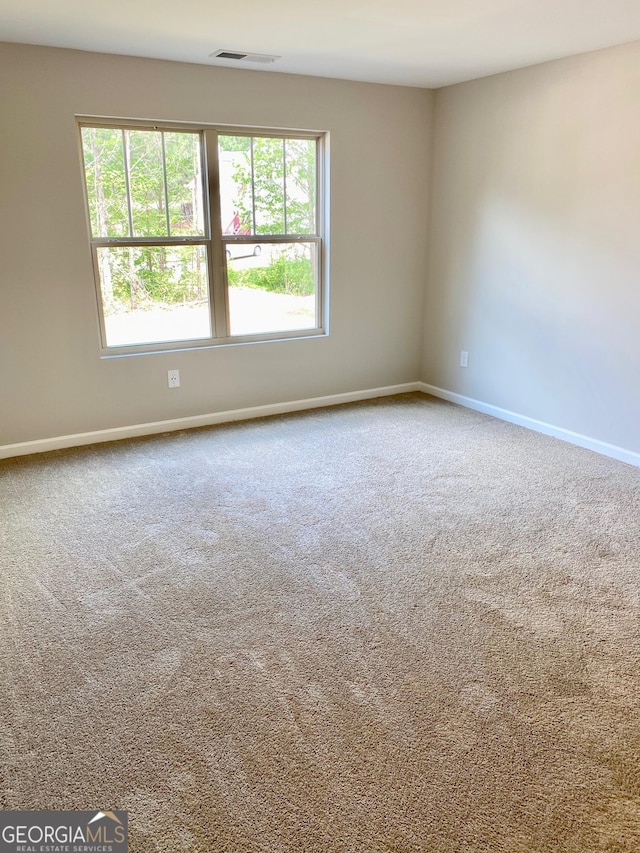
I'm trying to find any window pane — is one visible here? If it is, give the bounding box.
[285,138,316,234]
[253,137,285,235]
[226,242,317,336]
[219,135,253,236]
[219,135,316,237]
[81,127,129,238]
[165,132,205,237]
[96,245,211,347]
[127,130,167,237]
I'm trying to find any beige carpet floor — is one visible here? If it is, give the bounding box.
[2,393,640,852]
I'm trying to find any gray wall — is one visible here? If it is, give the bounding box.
[424,40,640,454]
[0,44,433,445]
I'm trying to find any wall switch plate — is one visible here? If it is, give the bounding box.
[168,369,180,388]
[460,351,469,368]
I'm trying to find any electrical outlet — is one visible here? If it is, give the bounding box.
[168,369,180,388]
[460,351,469,368]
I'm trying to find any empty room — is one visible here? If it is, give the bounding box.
[2,1,640,850]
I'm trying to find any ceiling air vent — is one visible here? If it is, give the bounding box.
[211,49,281,65]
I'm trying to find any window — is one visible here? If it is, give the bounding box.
[79,120,325,354]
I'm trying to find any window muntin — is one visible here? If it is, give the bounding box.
[79,121,324,354]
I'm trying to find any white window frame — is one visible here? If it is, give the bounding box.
[77,117,327,356]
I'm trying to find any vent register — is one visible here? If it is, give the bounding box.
[211,49,281,64]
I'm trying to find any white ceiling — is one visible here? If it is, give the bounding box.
[2,0,640,88]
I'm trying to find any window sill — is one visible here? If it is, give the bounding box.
[99,327,328,359]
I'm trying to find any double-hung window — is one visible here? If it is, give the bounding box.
[79,120,325,354]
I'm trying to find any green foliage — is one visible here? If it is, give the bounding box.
[218,135,250,153]
[99,245,207,312]
[283,138,316,234]
[227,136,316,236]
[227,256,314,297]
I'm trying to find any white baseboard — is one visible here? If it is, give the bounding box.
[419,382,640,468]
[0,382,422,460]
[6,381,637,468]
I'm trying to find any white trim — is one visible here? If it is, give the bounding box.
[0,383,421,460]
[419,382,640,469]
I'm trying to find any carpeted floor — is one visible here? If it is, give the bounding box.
[2,393,640,852]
